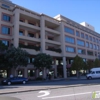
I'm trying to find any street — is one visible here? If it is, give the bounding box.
[1,79,100,100]
[1,84,100,100]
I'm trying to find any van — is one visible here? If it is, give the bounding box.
[86,67,100,79]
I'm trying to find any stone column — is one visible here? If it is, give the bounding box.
[54,58,57,78]
[24,67,28,78]
[63,57,67,79]
[40,16,45,53]
[36,69,39,78]
[43,68,46,79]
[25,30,28,36]
[13,9,20,48]
[60,22,67,78]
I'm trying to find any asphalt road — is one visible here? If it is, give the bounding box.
[1,79,100,100]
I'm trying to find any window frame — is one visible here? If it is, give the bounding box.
[1,24,12,35]
[2,13,12,23]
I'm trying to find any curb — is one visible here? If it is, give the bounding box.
[0,83,99,95]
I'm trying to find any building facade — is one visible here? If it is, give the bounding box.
[0,0,100,79]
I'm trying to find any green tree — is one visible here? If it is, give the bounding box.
[0,41,8,68]
[94,58,100,67]
[71,55,84,78]
[33,53,52,79]
[86,60,94,70]
[4,47,29,68]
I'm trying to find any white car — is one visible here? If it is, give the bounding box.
[86,67,100,79]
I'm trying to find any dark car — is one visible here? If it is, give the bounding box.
[1,77,28,85]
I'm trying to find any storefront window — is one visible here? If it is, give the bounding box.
[18,70,23,77]
[28,70,35,77]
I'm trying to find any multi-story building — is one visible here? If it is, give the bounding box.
[0,0,100,79]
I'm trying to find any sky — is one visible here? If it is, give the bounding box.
[12,0,100,33]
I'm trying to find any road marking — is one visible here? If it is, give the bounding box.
[38,91,50,97]
[42,91,93,99]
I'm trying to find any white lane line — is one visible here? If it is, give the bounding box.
[42,92,92,99]
[38,91,50,97]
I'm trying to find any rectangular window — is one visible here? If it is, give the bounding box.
[2,4,10,8]
[87,51,93,56]
[64,27,74,35]
[66,46,75,52]
[94,44,96,50]
[93,37,95,42]
[78,48,85,54]
[90,43,93,49]
[89,36,92,41]
[85,34,88,40]
[2,14,11,22]
[65,36,75,44]
[76,31,80,37]
[2,40,9,46]
[86,42,89,47]
[97,45,99,50]
[81,33,84,38]
[19,31,24,36]
[28,33,34,38]
[2,26,10,34]
[48,36,53,40]
[77,39,85,46]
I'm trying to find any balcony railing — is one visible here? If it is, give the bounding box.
[19,44,40,51]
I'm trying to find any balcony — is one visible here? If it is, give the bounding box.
[45,39,61,45]
[19,35,40,42]
[19,22,40,31]
[45,50,62,57]
[45,27,60,35]
[19,44,40,51]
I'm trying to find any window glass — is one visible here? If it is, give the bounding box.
[81,33,84,38]
[64,27,74,34]
[2,40,9,46]
[3,14,11,22]
[86,42,89,47]
[2,26,10,34]
[19,31,24,36]
[90,43,93,49]
[89,36,92,41]
[66,46,75,52]
[85,34,88,40]
[76,31,80,37]
[87,51,93,55]
[78,49,85,54]
[65,36,75,44]
[77,39,85,46]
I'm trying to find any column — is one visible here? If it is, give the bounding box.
[40,16,45,53]
[36,69,39,78]
[25,30,28,36]
[54,58,57,78]
[13,9,20,48]
[60,22,67,78]
[24,67,28,78]
[63,57,67,79]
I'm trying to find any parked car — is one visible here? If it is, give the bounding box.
[86,67,100,79]
[1,77,28,85]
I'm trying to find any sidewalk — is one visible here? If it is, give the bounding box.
[0,76,87,95]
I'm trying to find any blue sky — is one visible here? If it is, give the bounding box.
[12,0,100,33]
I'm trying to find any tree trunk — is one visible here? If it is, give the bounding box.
[76,70,80,78]
[43,67,46,80]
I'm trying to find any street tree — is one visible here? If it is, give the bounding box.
[5,47,29,69]
[86,60,94,70]
[71,55,84,78]
[94,58,100,67]
[33,53,52,79]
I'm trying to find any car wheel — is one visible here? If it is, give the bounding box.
[88,76,92,80]
[8,82,11,85]
[23,81,26,84]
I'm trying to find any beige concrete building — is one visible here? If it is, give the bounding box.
[0,0,100,79]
